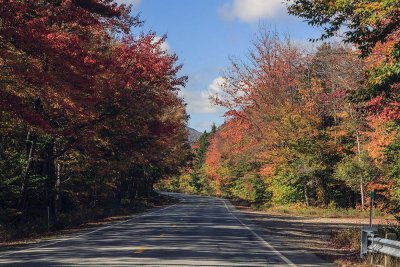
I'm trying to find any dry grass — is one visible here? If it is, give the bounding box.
[237,204,400,267]
[331,228,361,251]
[262,204,392,219]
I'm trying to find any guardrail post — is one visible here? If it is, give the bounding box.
[385,232,397,267]
[360,226,377,259]
[361,226,400,265]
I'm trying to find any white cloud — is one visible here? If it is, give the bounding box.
[219,0,286,22]
[208,76,225,97]
[154,36,171,53]
[160,42,170,52]
[182,77,226,114]
[114,0,142,8]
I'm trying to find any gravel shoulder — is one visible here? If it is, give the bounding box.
[236,206,399,266]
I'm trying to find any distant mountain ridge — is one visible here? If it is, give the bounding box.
[187,127,202,144]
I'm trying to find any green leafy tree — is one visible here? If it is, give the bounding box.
[334,152,379,210]
[190,131,211,193]
[286,0,400,55]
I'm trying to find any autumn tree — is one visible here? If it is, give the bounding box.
[286,0,400,121]
[193,29,381,209]
[0,0,191,238]
[287,0,400,209]
[0,0,137,219]
[210,30,332,206]
[190,131,212,194]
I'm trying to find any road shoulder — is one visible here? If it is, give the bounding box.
[233,206,398,266]
[0,194,179,251]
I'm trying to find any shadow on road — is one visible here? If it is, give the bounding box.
[0,194,334,266]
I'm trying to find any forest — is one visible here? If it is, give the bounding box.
[1,0,400,243]
[0,1,191,240]
[159,1,400,213]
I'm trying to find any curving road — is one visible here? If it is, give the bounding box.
[0,193,335,266]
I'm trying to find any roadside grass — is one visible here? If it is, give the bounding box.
[235,200,399,266]
[256,203,392,219]
[330,226,400,267]
[331,227,360,251]
[329,227,362,266]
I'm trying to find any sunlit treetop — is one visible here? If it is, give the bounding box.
[286,0,400,56]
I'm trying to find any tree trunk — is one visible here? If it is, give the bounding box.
[356,130,361,155]
[304,183,309,208]
[46,141,57,221]
[17,131,37,216]
[315,174,328,207]
[115,172,123,204]
[360,178,364,211]
[350,103,364,210]
[143,168,152,197]
[92,184,97,208]
[355,129,364,210]
[130,176,137,203]
[54,161,61,217]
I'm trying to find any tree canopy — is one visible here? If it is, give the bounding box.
[0,0,191,240]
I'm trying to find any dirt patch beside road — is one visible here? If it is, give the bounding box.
[237,206,399,266]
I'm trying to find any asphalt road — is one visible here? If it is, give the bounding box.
[0,193,335,266]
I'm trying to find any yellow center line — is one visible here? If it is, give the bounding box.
[134,247,146,254]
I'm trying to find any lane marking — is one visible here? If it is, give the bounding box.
[0,203,178,258]
[134,247,146,254]
[223,200,297,267]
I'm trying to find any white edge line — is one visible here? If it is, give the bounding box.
[0,203,178,258]
[223,200,297,267]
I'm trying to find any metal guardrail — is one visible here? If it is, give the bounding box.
[361,227,400,259]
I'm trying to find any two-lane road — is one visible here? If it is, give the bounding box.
[0,193,335,266]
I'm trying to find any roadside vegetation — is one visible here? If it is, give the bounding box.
[157,2,400,265]
[158,1,400,217]
[330,226,400,267]
[0,1,191,242]
[260,205,389,219]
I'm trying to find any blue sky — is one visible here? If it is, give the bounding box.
[118,0,322,132]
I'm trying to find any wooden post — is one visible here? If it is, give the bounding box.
[385,232,397,267]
